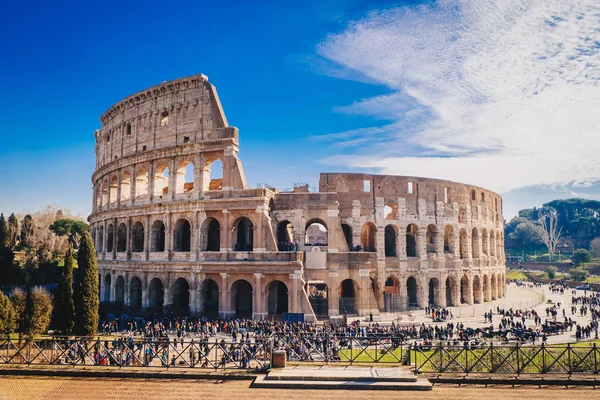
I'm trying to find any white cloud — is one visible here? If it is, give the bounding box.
[315,0,600,193]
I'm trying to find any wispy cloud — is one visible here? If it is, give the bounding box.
[315,0,600,193]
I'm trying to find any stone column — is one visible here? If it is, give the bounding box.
[163,274,172,310]
[397,229,405,260]
[222,210,231,251]
[254,273,263,318]
[418,276,427,309]
[328,272,339,316]
[416,230,426,259]
[99,269,105,303]
[112,218,118,260]
[109,271,116,303]
[144,214,150,260]
[219,273,229,318]
[124,272,130,308]
[168,157,177,200]
[398,278,407,311]
[452,279,461,307]
[148,163,155,203]
[291,273,300,313]
[129,165,136,206]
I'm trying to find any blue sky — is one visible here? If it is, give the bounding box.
[1,0,599,220]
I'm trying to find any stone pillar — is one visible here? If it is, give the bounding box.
[166,213,173,253]
[358,269,371,316]
[163,274,172,310]
[222,210,231,251]
[144,215,150,260]
[109,271,116,303]
[452,280,461,307]
[291,273,300,313]
[398,230,406,260]
[142,273,149,308]
[437,278,447,308]
[99,269,105,302]
[465,277,474,305]
[124,272,130,308]
[148,163,155,203]
[418,276,427,309]
[254,273,263,319]
[328,272,339,316]
[219,273,230,318]
[129,165,136,206]
[168,157,177,200]
[398,278,407,311]
[416,230,426,259]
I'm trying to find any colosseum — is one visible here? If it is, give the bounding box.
[89,74,506,321]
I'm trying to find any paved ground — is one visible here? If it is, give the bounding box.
[0,376,596,400]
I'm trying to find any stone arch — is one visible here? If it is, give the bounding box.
[428,278,440,306]
[203,158,223,191]
[483,274,490,302]
[153,163,169,197]
[98,225,104,252]
[339,279,358,315]
[460,275,470,304]
[132,221,144,252]
[472,228,480,258]
[201,279,219,318]
[148,277,165,312]
[231,279,253,318]
[115,275,125,306]
[110,176,118,203]
[172,277,190,316]
[384,202,397,219]
[176,160,194,194]
[129,276,142,312]
[101,178,109,207]
[151,220,166,252]
[267,280,289,315]
[361,222,377,252]
[174,218,191,252]
[120,170,131,201]
[473,275,482,304]
[307,281,328,317]
[341,223,353,249]
[233,216,254,251]
[305,219,327,246]
[426,224,439,254]
[135,167,148,197]
[106,224,114,252]
[444,225,454,253]
[384,224,397,256]
[482,228,489,256]
[117,223,127,252]
[407,276,418,309]
[202,218,221,251]
[490,273,497,300]
[490,229,496,257]
[406,224,418,257]
[103,273,111,302]
[277,220,294,244]
[445,276,455,306]
[383,276,401,312]
[459,228,468,259]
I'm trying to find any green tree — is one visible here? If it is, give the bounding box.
[589,237,600,258]
[27,287,53,338]
[10,288,26,335]
[0,291,16,335]
[0,213,8,248]
[53,247,76,334]
[0,246,16,285]
[73,232,99,336]
[545,265,558,280]
[572,249,592,266]
[20,214,35,248]
[570,267,589,282]
[7,213,19,249]
[50,218,89,248]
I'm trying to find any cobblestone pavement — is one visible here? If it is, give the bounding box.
[0,376,597,400]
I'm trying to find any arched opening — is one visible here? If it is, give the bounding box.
[106,224,114,252]
[483,274,490,302]
[110,176,118,204]
[148,278,164,313]
[407,277,418,309]
[458,206,467,224]
[172,278,190,316]
[117,223,127,252]
[233,217,253,251]
[459,229,468,259]
[305,220,327,246]
[153,164,169,197]
[135,168,148,197]
[460,275,469,304]
[203,159,223,191]
[384,276,400,312]
[426,224,438,254]
[151,220,166,252]
[115,276,125,307]
[204,218,221,251]
[429,278,440,306]
[160,111,169,126]
[201,279,219,318]
[120,171,131,202]
[406,224,418,257]
[174,218,191,252]
[98,226,104,252]
[444,225,454,253]
[101,179,108,206]
[341,223,353,250]
[267,280,289,315]
[176,161,194,194]
[384,203,397,220]
[490,230,496,257]
[445,277,453,306]
[277,220,295,250]
[472,228,480,258]
[103,274,111,303]
[361,222,377,252]
[491,274,497,300]
[482,229,489,256]
[129,277,142,312]
[384,225,397,256]
[339,279,357,315]
[307,282,328,317]
[232,280,253,318]
[473,275,482,304]
[132,221,144,252]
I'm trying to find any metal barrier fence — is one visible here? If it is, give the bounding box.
[0,336,272,370]
[412,342,600,375]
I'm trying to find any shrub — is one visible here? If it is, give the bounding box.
[572,249,592,266]
[545,266,558,280]
[569,267,589,282]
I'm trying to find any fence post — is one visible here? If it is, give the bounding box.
[516,342,521,375]
[594,343,598,374]
[567,343,572,376]
[490,341,494,373]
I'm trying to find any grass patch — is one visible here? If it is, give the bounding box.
[505,270,531,281]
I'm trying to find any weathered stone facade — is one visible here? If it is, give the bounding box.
[89,74,506,321]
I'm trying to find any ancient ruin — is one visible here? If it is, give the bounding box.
[89,74,506,320]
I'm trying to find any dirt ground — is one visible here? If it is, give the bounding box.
[0,377,597,400]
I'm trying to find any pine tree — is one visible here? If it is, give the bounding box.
[53,246,75,334]
[0,214,8,248]
[7,213,19,249]
[20,215,35,249]
[0,291,16,335]
[73,232,99,336]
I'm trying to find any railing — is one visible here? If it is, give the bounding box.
[0,336,271,370]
